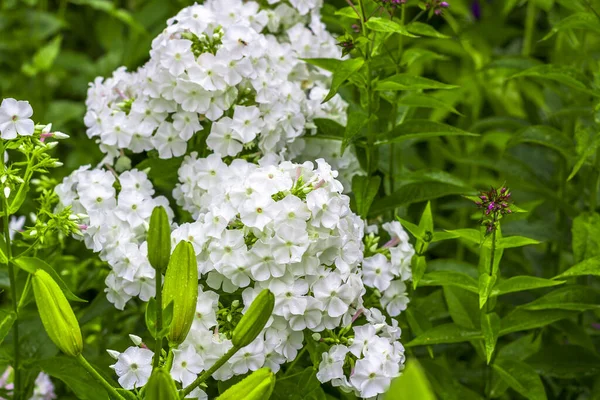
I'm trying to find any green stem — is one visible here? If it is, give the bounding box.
[358,0,375,176]
[484,228,497,400]
[181,345,239,397]
[153,272,163,369]
[522,1,536,56]
[283,347,307,377]
[76,355,126,400]
[3,190,20,399]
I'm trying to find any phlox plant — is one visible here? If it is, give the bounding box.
[2,0,600,399]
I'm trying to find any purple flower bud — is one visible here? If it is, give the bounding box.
[440,1,449,7]
[434,8,442,14]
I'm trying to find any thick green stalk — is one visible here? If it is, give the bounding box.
[181,345,238,397]
[522,1,536,56]
[76,355,126,400]
[153,272,163,369]
[357,0,375,176]
[484,228,497,400]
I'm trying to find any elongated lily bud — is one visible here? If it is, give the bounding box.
[232,289,274,348]
[144,368,179,400]
[32,269,83,357]
[162,240,198,346]
[147,206,171,273]
[217,368,275,400]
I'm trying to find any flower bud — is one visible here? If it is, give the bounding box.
[216,368,275,400]
[32,270,83,357]
[53,131,69,139]
[144,368,179,400]
[162,241,198,346]
[231,289,274,349]
[147,206,171,273]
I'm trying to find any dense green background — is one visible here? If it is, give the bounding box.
[2,0,600,399]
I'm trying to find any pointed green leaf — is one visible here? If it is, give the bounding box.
[14,257,86,302]
[419,270,479,293]
[384,359,436,400]
[542,12,600,40]
[0,310,16,347]
[444,286,479,329]
[322,58,364,103]
[396,93,462,115]
[481,312,500,364]
[508,125,574,160]
[478,273,497,309]
[496,236,541,248]
[526,345,600,379]
[406,21,450,38]
[493,358,547,400]
[491,276,565,297]
[314,118,345,140]
[401,48,449,66]
[376,120,478,146]
[412,256,428,289]
[365,17,418,37]
[500,309,576,336]
[406,323,482,347]
[554,256,600,279]
[511,65,599,96]
[342,111,375,153]
[334,6,360,19]
[419,201,434,237]
[352,175,381,218]
[521,285,600,311]
[374,75,457,91]
[301,58,341,73]
[572,212,600,262]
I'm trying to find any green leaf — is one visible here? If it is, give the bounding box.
[342,111,375,153]
[365,17,418,37]
[419,271,478,294]
[374,75,457,91]
[38,357,110,400]
[352,175,381,218]
[572,212,600,262]
[554,256,600,279]
[497,236,541,248]
[491,276,565,297]
[508,125,574,160]
[500,309,576,336]
[406,21,450,38]
[384,359,436,400]
[406,323,482,347]
[322,58,364,103]
[376,120,478,145]
[526,345,600,379]
[334,6,361,19]
[479,273,497,309]
[401,48,449,66]
[13,257,86,302]
[444,286,479,329]
[145,297,158,338]
[22,35,63,76]
[441,229,482,245]
[511,64,599,96]
[542,12,600,40]
[0,310,16,347]
[70,0,146,32]
[419,201,434,237]
[521,285,600,311]
[396,93,462,115]
[493,358,547,400]
[412,256,428,289]
[301,58,341,73]
[481,312,501,364]
[313,118,345,140]
[372,181,473,215]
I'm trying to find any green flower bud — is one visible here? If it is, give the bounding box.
[163,241,198,346]
[32,269,83,357]
[147,206,171,272]
[144,368,179,400]
[216,368,275,400]
[231,289,274,348]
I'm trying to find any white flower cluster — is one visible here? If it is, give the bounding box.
[55,166,173,309]
[84,0,343,163]
[0,367,55,400]
[317,309,405,398]
[363,221,413,317]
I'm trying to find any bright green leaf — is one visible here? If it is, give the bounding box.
[521,285,600,311]
[13,257,86,302]
[419,270,479,293]
[406,323,482,347]
[511,65,599,96]
[481,312,501,364]
[376,120,478,145]
[352,175,381,218]
[0,310,16,347]
[493,358,547,400]
[406,22,450,38]
[491,276,565,297]
[542,12,600,40]
[572,212,600,263]
[396,93,462,115]
[554,256,600,279]
[322,58,365,103]
[384,359,436,400]
[478,273,497,309]
[500,309,576,336]
[374,75,457,91]
[365,17,418,37]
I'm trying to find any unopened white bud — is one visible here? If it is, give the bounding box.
[312,333,321,341]
[68,214,79,221]
[53,161,64,168]
[45,142,58,149]
[3,187,10,199]
[107,349,120,360]
[53,131,69,139]
[30,230,37,236]
[129,334,143,346]
[42,124,52,134]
